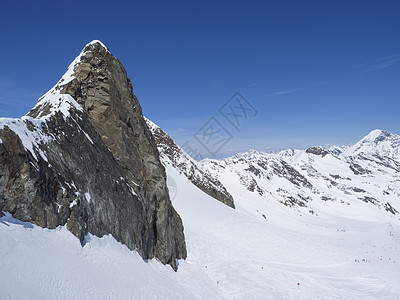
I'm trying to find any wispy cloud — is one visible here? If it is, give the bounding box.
[361,58,400,73]
[240,82,257,91]
[354,53,400,73]
[166,127,193,137]
[254,82,327,100]
[271,86,306,96]
[254,86,306,99]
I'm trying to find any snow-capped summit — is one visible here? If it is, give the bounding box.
[85,39,109,50]
[357,129,399,145]
[343,129,400,161]
[26,41,110,120]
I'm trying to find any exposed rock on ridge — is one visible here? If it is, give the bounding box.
[0,41,186,270]
[146,119,235,208]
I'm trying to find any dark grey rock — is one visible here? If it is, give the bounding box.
[349,163,371,175]
[306,146,330,157]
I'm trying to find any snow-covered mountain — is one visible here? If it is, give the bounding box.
[343,129,400,162]
[342,130,400,177]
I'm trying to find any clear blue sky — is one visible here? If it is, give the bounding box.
[0,0,399,158]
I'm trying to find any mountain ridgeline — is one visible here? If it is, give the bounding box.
[146,119,235,208]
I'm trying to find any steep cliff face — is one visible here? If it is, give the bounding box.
[0,41,186,270]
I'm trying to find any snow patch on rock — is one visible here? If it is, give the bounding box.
[0,117,51,161]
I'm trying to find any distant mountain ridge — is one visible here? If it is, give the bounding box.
[210,129,400,217]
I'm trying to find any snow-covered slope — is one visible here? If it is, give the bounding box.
[1,157,400,299]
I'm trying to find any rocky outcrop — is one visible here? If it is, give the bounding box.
[306,146,329,157]
[0,41,186,270]
[146,119,235,208]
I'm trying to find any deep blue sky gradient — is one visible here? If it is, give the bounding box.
[0,0,399,157]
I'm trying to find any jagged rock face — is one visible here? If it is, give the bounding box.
[146,119,235,208]
[0,41,186,270]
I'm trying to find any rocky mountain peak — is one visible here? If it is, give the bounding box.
[26,40,109,120]
[0,41,186,270]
